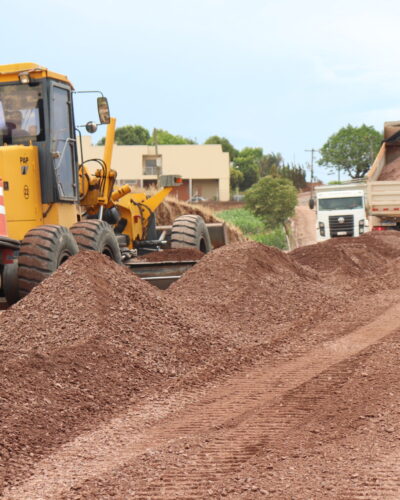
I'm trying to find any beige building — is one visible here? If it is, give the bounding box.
[80,136,230,201]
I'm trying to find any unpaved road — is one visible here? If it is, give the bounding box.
[292,191,316,248]
[3,232,400,499]
[5,298,400,499]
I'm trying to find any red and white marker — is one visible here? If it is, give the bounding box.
[0,179,8,236]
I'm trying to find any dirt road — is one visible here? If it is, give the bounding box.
[291,191,316,249]
[6,299,400,499]
[2,233,400,498]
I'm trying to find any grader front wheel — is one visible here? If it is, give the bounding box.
[71,220,122,264]
[18,225,79,298]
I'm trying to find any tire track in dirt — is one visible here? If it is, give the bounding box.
[339,449,400,500]
[6,301,400,499]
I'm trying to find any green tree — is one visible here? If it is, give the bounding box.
[238,164,259,190]
[230,167,244,191]
[238,147,263,163]
[97,125,150,145]
[245,176,297,229]
[235,147,263,190]
[259,152,284,177]
[319,124,382,179]
[279,163,307,190]
[148,128,196,145]
[205,135,239,160]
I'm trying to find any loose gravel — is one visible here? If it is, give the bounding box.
[2,232,400,497]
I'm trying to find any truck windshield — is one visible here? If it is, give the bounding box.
[318,196,363,211]
[0,83,43,145]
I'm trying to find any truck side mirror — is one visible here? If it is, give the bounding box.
[308,198,315,209]
[97,97,110,124]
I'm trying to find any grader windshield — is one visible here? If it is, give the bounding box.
[0,84,43,144]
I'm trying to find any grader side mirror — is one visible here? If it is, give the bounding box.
[85,121,98,133]
[308,198,315,209]
[97,97,110,124]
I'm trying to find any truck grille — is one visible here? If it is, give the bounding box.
[329,215,354,237]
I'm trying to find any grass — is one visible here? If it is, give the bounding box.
[217,208,288,250]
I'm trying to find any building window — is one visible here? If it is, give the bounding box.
[117,179,139,186]
[143,155,162,175]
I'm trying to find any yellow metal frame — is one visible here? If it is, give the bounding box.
[0,62,73,88]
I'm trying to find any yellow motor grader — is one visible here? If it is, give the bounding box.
[0,63,224,303]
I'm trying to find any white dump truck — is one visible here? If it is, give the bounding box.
[310,183,369,242]
[309,122,400,240]
[365,121,400,231]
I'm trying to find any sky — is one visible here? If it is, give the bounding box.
[4,0,400,182]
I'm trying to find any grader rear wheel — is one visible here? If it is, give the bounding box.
[3,262,19,305]
[71,220,122,264]
[18,225,79,298]
[170,215,212,253]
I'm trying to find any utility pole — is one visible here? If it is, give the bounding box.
[305,148,319,197]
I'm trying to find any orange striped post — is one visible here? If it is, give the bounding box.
[0,179,7,236]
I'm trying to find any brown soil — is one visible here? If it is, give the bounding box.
[135,248,204,262]
[3,233,400,498]
[377,155,400,180]
[200,200,245,211]
[291,191,317,249]
[158,196,246,244]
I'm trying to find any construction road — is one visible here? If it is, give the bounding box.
[2,206,400,499]
[5,300,400,499]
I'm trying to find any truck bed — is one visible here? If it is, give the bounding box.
[366,138,400,216]
[367,180,400,216]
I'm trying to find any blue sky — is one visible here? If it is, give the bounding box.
[5,0,400,181]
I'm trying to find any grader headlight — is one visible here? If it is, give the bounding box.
[18,72,31,84]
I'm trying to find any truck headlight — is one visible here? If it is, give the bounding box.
[359,219,365,234]
[318,221,325,237]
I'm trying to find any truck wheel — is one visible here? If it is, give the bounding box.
[18,225,79,297]
[3,261,19,305]
[170,215,212,253]
[71,220,122,264]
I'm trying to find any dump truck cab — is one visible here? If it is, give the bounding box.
[312,184,369,241]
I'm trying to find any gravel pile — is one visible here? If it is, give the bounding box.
[291,231,400,275]
[3,234,400,491]
[377,155,400,180]
[135,248,204,262]
[0,252,211,487]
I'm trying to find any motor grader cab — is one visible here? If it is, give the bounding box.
[0,63,226,304]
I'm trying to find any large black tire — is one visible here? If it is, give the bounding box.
[3,261,19,305]
[71,220,122,264]
[18,225,79,298]
[170,214,212,253]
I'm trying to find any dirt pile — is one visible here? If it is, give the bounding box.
[135,248,204,262]
[0,243,326,489]
[0,252,216,488]
[168,241,334,342]
[168,235,400,363]
[377,155,400,180]
[4,234,400,494]
[291,231,400,277]
[157,196,246,244]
